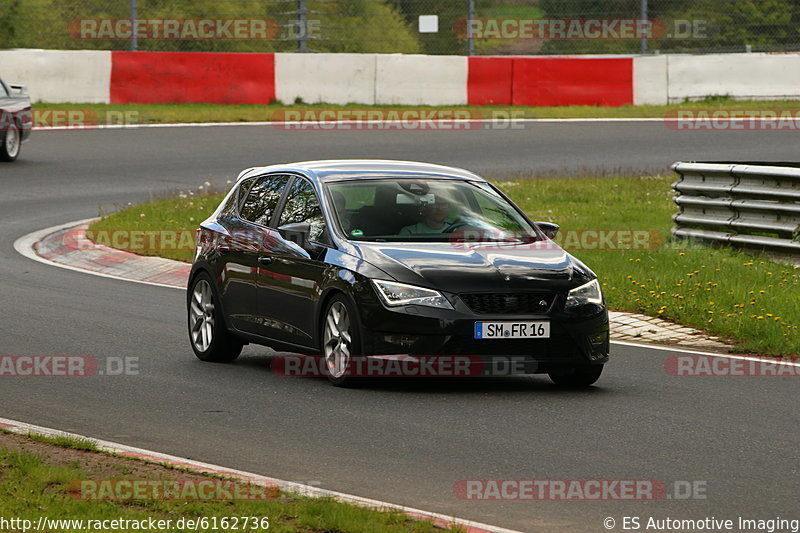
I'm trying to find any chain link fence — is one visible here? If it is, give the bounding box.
[2,0,800,55]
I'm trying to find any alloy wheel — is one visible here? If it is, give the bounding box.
[323,301,352,378]
[190,279,215,352]
[4,125,19,159]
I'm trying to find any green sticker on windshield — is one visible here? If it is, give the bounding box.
[351,229,364,236]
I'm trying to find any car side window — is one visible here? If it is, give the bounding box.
[278,178,326,242]
[236,177,256,210]
[239,174,290,227]
[0,81,8,97]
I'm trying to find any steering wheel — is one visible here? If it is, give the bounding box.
[443,217,473,233]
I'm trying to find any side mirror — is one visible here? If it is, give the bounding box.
[535,222,559,240]
[9,84,28,95]
[278,222,311,248]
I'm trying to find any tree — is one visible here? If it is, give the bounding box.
[2,0,421,54]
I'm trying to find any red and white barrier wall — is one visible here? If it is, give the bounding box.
[0,49,112,103]
[275,53,467,106]
[468,56,632,106]
[3,49,800,107]
[112,51,275,104]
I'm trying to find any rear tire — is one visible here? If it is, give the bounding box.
[188,273,243,362]
[321,294,364,387]
[548,365,603,387]
[0,121,21,162]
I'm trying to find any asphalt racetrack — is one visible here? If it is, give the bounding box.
[1,122,798,532]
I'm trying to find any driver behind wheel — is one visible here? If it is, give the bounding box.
[400,195,452,235]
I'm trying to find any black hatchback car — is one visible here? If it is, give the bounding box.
[188,160,609,387]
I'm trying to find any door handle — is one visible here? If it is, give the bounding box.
[258,256,273,265]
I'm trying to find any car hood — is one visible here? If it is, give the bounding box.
[352,241,591,294]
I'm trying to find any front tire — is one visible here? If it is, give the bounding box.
[321,294,363,387]
[548,365,603,387]
[188,273,243,362]
[0,122,21,162]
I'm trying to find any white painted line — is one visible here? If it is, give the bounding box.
[0,416,521,533]
[612,340,800,366]
[13,219,184,291]
[33,116,672,132]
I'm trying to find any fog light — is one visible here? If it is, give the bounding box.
[588,331,609,359]
[384,335,417,347]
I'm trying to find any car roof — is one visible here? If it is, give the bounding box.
[236,159,486,184]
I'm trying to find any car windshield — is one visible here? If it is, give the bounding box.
[326,178,540,243]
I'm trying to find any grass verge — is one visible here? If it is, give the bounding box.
[35,97,800,125]
[25,433,98,452]
[500,176,799,356]
[0,431,457,533]
[88,175,800,356]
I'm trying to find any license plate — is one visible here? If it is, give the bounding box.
[474,321,550,339]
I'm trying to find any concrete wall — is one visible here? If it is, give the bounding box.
[0,49,111,103]
[666,54,800,102]
[276,53,469,106]
[110,51,274,104]
[374,54,467,106]
[3,49,799,108]
[633,55,668,105]
[275,53,376,105]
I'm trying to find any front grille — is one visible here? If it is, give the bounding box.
[459,292,555,315]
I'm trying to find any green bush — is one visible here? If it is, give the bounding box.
[1,0,421,54]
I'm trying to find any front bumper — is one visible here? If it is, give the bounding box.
[352,284,609,375]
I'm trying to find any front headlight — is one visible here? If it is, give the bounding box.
[371,280,454,310]
[565,279,603,309]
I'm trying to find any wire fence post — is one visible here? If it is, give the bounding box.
[640,0,648,54]
[297,0,308,52]
[467,0,475,56]
[129,0,137,51]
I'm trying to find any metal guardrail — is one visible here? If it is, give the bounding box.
[671,162,800,254]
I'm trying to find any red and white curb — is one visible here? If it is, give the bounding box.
[0,416,522,533]
[14,218,187,290]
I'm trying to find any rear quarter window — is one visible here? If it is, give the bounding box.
[239,174,291,227]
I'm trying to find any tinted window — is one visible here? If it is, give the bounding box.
[326,179,538,242]
[472,182,527,230]
[278,178,326,242]
[240,175,290,226]
[236,177,256,210]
